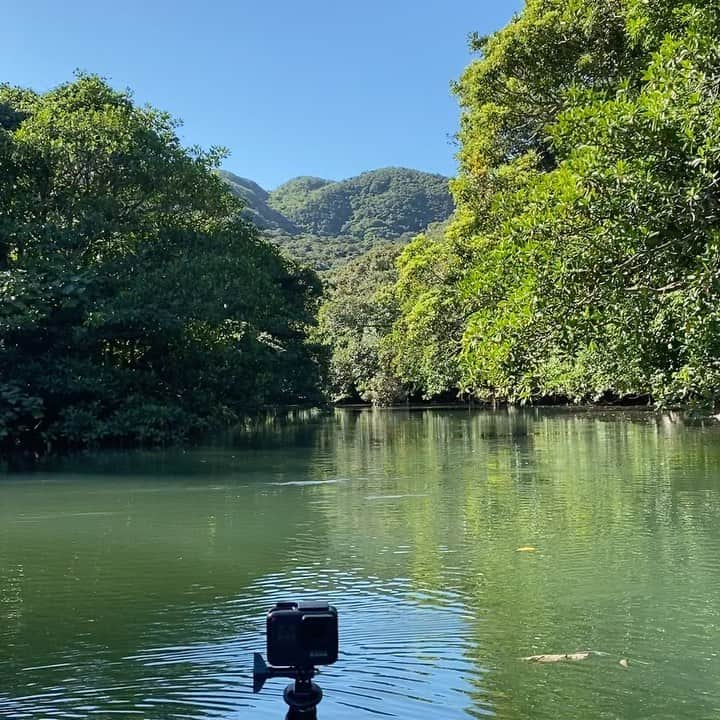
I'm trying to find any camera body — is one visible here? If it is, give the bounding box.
[266,600,338,668]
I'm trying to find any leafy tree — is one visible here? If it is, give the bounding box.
[317,244,408,404]
[385,223,465,398]
[391,0,720,408]
[0,75,324,449]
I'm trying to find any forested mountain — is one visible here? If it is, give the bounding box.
[220,167,454,268]
[269,176,335,218]
[216,171,298,233]
[268,167,453,239]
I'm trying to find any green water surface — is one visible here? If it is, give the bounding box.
[1,408,719,719]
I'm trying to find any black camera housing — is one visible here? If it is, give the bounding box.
[266,600,338,668]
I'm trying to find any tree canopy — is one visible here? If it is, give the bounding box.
[0,75,324,450]
[316,243,409,404]
[5,0,719,441]
[376,0,720,408]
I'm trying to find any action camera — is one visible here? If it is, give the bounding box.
[266,600,338,668]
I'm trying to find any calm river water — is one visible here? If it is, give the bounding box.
[1,408,719,720]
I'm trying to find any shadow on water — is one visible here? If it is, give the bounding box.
[0,408,331,475]
[1,407,720,719]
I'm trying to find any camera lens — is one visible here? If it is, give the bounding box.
[300,613,338,664]
[302,615,329,640]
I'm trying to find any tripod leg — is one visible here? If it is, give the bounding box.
[285,708,317,720]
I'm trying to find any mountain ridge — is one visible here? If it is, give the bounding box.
[219,167,454,268]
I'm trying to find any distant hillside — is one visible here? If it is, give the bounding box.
[268,167,453,240]
[269,176,335,216]
[217,170,298,233]
[220,166,454,268]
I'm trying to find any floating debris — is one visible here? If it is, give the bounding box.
[522,652,591,663]
[619,658,629,669]
[516,546,537,552]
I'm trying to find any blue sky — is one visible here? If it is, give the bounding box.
[2,1,523,189]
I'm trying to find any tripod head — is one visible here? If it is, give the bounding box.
[253,653,323,719]
[253,653,319,693]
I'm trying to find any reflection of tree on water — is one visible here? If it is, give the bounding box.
[317,409,720,720]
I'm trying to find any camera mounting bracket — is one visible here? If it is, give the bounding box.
[253,653,323,720]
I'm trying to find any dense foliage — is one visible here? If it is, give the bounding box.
[6,0,717,440]
[316,244,409,404]
[267,229,427,272]
[374,0,720,408]
[0,76,324,450]
[221,168,454,269]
